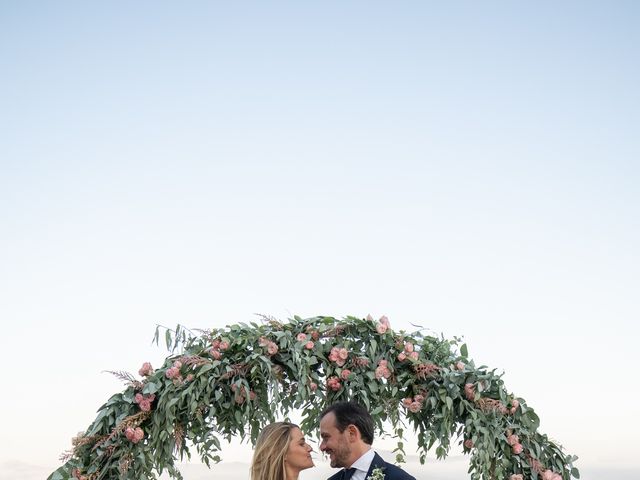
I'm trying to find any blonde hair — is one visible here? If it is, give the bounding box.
[251,422,297,480]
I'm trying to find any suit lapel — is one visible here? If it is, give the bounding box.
[365,452,386,479]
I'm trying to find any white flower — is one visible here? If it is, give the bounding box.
[367,467,385,480]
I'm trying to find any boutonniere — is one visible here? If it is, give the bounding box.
[367,467,385,480]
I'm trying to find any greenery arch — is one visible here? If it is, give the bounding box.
[49,315,579,480]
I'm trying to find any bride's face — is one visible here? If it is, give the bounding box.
[285,427,314,472]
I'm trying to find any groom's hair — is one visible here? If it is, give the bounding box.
[320,401,374,445]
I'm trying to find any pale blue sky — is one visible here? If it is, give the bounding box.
[1,2,638,479]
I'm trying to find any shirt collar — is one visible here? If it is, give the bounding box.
[349,448,376,473]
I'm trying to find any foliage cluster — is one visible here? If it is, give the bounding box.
[49,315,579,480]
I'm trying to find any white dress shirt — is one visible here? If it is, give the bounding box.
[347,449,376,480]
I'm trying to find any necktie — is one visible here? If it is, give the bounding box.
[343,468,357,480]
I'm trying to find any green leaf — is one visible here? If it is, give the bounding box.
[461,343,468,358]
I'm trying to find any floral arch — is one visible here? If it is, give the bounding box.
[49,315,579,480]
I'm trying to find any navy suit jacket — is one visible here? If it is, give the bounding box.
[327,452,416,480]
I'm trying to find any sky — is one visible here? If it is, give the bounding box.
[1,1,639,479]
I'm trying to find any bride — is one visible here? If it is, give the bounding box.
[251,422,315,480]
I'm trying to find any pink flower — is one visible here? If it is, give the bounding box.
[404,342,414,353]
[397,352,407,362]
[326,376,341,391]
[464,383,476,401]
[138,362,154,377]
[541,471,555,480]
[512,443,523,455]
[211,349,222,360]
[267,342,278,355]
[511,399,520,409]
[212,339,221,349]
[339,348,349,360]
[186,374,194,382]
[249,390,257,401]
[507,434,519,446]
[125,427,135,441]
[219,341,229,351]
[296,333,307,342]
[134,393,143,403]
[376,323,388,334]
[510,406,517,414]
[335,358,346,367]
[409,351,419,360]
[408,401,422,413]
[340,369,352,380]
[134,427,144,442]
[311,330,320,341]
[138,400,151,412]
[379,315,390,327]
[464,439,474,449]
[165,367,180,379]
[309,381,318,391]
[510,475,524,480]
[402,397,413,407]
[305,341,314,350]
[375,366,391,379]
[455,361,465,371]
[235,394,245,404]
[414,394,425,402]
[378,359,388,367]
[329,347,339,362]
[551,474,562,480]
[173,360,182,369]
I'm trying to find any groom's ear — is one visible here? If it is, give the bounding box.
[346,424,361,442]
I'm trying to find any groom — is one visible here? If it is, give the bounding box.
[320,401,416,480]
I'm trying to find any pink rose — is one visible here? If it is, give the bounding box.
[267,343,278,355]
[455,361,465,371]
[541,471,555,480]
[249,390,257,401]
[404,342,414,353]
[305,341,314,350]
[186,374,194,382]
[409,351,419,360]
[173,360,182,369]
[366,314,374,321]
[379,315,390,327]
[139,400,151,412]
[510,475,524,480]
[211,349,222,360]
[414,394,425,402]
[138,362,153,377]
[378,359,388,367]
[165,367,179,379]
[134,427,144,442]
[408,401,422,413]
[311,330,320,341]
[219,341,229,351]
[397,352,407,362]
[339,348,348,360]
[125,427,135,442]
[511,399,520,409]
[340,369,352,380]
[464,439,474,449]
[296,333,307,342]
[402,397,413,407]
[212,339,221,349]
[335,358,346,367]
[507,434,519,446]
[135,393,143,403]
[464,383,475,401]
[326,376,341,391]
[376,323,388,334]
[512,443,523,455]
[309,381,318,391]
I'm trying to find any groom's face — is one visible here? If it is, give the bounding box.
[319,412,352,468]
